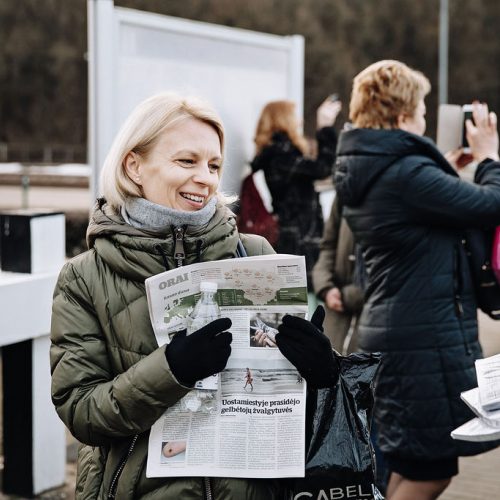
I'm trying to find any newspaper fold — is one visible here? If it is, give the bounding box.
[451,387,500,442]
[452,353,500,442]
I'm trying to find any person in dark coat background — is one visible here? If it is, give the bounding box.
[251,98,341,287]
[312,195,364,354]
[334,60,500,500]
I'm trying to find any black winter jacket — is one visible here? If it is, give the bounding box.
[251,127,337,284]
[334,128,500,460]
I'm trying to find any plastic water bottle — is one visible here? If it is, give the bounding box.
[182,281,221,413]
[187,281,221,335]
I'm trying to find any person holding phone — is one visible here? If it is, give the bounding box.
[250,97,341,288]
[334,60,500,500]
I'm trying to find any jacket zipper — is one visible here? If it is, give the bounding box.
[454,243,472,355]
[174,227,213,500]
[108,434,139,499]
[204,477,213,500]
[174,226,186,268]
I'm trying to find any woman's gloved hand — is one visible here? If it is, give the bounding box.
[166,318,232,386]
[276,306,339,388]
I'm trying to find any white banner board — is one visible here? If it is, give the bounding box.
[88,0,304,202]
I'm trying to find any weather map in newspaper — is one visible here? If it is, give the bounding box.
[223,266,283,305]
[146,254,308,348]
[159,295,197,341]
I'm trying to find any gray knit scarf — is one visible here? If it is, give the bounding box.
[122,196,217,233]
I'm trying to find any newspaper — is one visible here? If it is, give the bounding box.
[145,254,309,478]
[461,387,500,428]
[451,418,500,442]
[452,353,500,442]
[451,387,500,442]
[475,354,500,411]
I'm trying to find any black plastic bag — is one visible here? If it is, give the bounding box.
[285,352,383,500]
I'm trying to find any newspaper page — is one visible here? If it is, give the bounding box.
[145,254,309,478]
[475,354,500,411]
[451,417,500,442]
[461,387,500,428]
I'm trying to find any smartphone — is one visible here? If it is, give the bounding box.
[462,104,473,153]
[436,103,474,154]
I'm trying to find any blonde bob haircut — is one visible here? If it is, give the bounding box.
[349,60,431,129]
[254,100,308,155]
[100,92,227,212]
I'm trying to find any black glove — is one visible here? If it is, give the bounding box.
[276,306,339,388]
[166,318,232,386]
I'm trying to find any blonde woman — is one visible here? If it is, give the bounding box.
[251,98,341,286]
[50,92,339,499]
[335,60,500,500]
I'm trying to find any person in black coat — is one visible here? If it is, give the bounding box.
[334,60,500,500]
[251,98,341,286]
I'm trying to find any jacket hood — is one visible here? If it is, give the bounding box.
[85,199,239,281]
[334,128,453,206]
[86,199,150,248]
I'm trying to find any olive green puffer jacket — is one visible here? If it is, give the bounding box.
[50,200,277,499]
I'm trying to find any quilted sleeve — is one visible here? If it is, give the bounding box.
[50,260,189,446]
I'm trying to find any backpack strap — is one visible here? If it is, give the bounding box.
[235,239,248,258]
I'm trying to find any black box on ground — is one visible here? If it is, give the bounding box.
[0,209,65,273]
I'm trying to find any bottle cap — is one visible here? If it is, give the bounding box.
[199,281,218,292]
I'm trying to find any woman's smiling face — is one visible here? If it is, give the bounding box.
[125,117,222,210]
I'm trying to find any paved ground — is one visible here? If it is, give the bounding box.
[0,185,499,498]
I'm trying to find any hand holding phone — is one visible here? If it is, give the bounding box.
[464,102,499,162]
[461,104,473,153]
[437,103,499,163]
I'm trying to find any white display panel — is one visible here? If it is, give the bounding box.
[88,0,304,201]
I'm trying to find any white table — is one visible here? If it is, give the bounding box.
[0,271,66,496]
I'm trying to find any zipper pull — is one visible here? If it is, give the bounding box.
[203,477,213,500]
[174,227,186,267]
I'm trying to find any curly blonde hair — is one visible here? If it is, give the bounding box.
[254,100,308,154]
[349,60,431,129]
